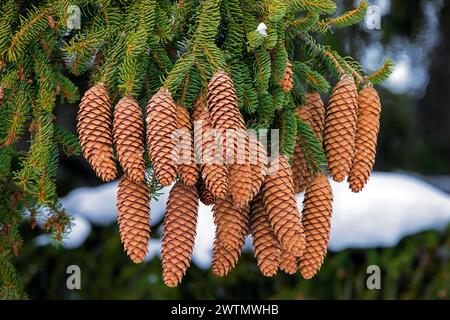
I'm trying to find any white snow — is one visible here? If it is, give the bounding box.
[37,172,450,268]
[256,23,268,37]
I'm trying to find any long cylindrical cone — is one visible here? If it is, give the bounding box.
[250,192,281,277]
[117,176,150,263]
[77,84,117,181]
[300,174,333,279]
[161,181,199,287]
[348,87,381,193]
[263,155,305,257]
[146,88,178,186]
[324,76,358,182]
[113,96,146,182]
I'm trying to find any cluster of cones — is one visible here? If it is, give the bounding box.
[291,73,382,194]
[76,64,381,287]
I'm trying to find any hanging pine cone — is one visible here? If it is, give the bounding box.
[211,246,240,277]
[161,181,199,287]
[146,88,177,186]
[77,84,117,182]
[192,101,229,199]
[207,71,252,207]
[196,178,215,206]
[113,96,146,182]
[279,249,298,275]
[324,76,358,182]
[213,194,249,250]
[207,71,246,131]
[228,137,253,208]
[117,176,150,263]
[176,105,199,187]
[263,155,305,257]
[280,60,293,92]
[212,195,249,277]
[248,136,268,200]
[348,87,381,193]
[292,107,313,193]
[250,192,281,277]
[306,91,325,142]
[300,174,333,279]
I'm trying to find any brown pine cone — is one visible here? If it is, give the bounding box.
[211,246,240,277]
[207,71,246,132]
[212,195,249,276]
[227,131,252,209]
[300,174,333,279]
[292,142,310,194]
[280,61,293,92]
[292,107,313,193]
[196,178,215,206]
[146,88,177,186]
[77,84,117,181]
[306,91,325,142]
[213,194,250,250]
[279,249,298,275]
[348,87,381,193]
[250,192,281,277]
[117,176,150,263]
[207,71,252,207]
[249,136,268,200]
[113,96,146,182]
[176,105,199,187]
[162,181,199,287]
[324,76,358,182]
[192,102,229,199]
[263,155,305,257]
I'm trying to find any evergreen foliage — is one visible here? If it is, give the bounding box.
[0,0,392,298]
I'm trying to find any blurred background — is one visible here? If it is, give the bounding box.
[13,0,450,299]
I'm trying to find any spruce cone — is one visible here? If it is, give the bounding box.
[176,105,199,187]
[211,246,240,277]
[213,194,249,251]
[192,102,229,198]
[348,87,381,193]
[249,136,268,200]
[207,71,252,207]
[196,178,215,206]
[306,91,325,142]
[117,176,150,263]
[113,96,146,182]
[146,88,177,186]
[263,155,305,257]
[212,195,249,276]
[250,193,281,277]
[162,181,199,287]
[292,107,313,193]
[280,61,293,92]
[77,84,117,181]
[229,163,253,209]
[324,76,358,182]
[207,71,246,131]
[279,250,298,275]
[300,174,333,279]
